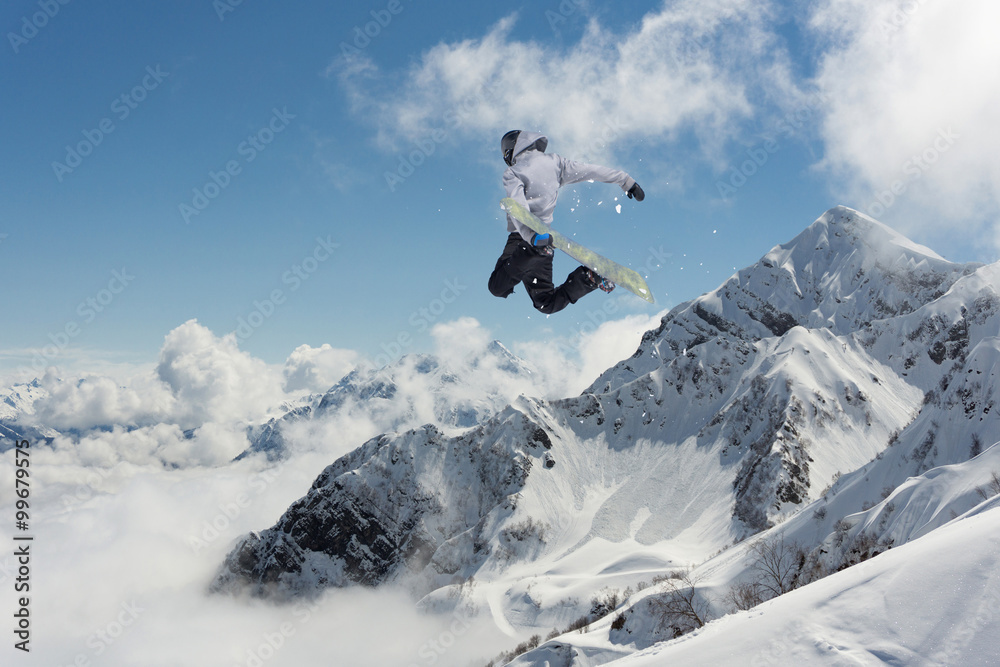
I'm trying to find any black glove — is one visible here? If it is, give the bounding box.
[627,182,645,201]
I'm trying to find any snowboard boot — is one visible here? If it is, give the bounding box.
[584,269,615,293]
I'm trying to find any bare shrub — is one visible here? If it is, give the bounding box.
[726,580,765,611]
[837,531,892,571]
[589,588,622,618]
[566,614,590,634]
[975,471,1000,500]
[970,433,982,458]
[747,535,804,599]
[648,572,712,639]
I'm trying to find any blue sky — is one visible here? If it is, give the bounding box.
[3,0,998,382]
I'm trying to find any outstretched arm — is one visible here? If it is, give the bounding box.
[558,158,641,198]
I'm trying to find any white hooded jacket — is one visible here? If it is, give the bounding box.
[502,131,636,243]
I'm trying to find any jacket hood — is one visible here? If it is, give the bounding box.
[511,131,548,164]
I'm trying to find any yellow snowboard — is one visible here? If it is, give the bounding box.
[501,198,654,303]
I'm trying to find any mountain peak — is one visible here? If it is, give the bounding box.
[590,206,979,394]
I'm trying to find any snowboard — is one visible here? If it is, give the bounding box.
[501,197,655,303]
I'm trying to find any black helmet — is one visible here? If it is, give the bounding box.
[501,130,520,166]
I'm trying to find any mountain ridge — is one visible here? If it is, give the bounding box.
[211,205,999,642]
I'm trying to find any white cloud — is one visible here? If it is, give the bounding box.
[0,449,512,666]
[514,306,667,397]
[156,320,286,428]
[810,0,1000,253]
[576,311,666,389]
[282,343,358,393]
[334,1,793,167]
[431,316,493,361]
[30,320,287,438]
[31,368,176,432]
[25,321,296,469]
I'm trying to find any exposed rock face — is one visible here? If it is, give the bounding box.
[213,410,553,597]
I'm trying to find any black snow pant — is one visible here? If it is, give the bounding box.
[488,232,596,314]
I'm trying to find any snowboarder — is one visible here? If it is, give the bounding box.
[488,130,645,314]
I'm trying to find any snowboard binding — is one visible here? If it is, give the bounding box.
[585,269,615,293]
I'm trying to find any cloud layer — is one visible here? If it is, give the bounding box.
[811,0,1000,251]
[1,312,659,666]
[335,0,796,165]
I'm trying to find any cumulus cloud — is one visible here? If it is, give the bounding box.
[29,320,288,436]
[333,0,795,167]
[514,306,667,397]
[156,320,286,428]
[282,343,358,393]
[278,318,546,461]
[809,0,1000,253]
[31,369,176,432]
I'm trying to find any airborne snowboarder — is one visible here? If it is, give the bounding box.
[488,130,645,314]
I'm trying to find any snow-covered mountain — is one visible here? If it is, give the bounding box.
[236,340,537,461]
[212,206,1000,664]
[0,378,52,448]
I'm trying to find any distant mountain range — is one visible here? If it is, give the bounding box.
[0,378,53,448]
[237,340,536,462]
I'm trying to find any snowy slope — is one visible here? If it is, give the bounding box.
[213,206,1000,665]
[608,501,1000,667]
[510,441,1000,666]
